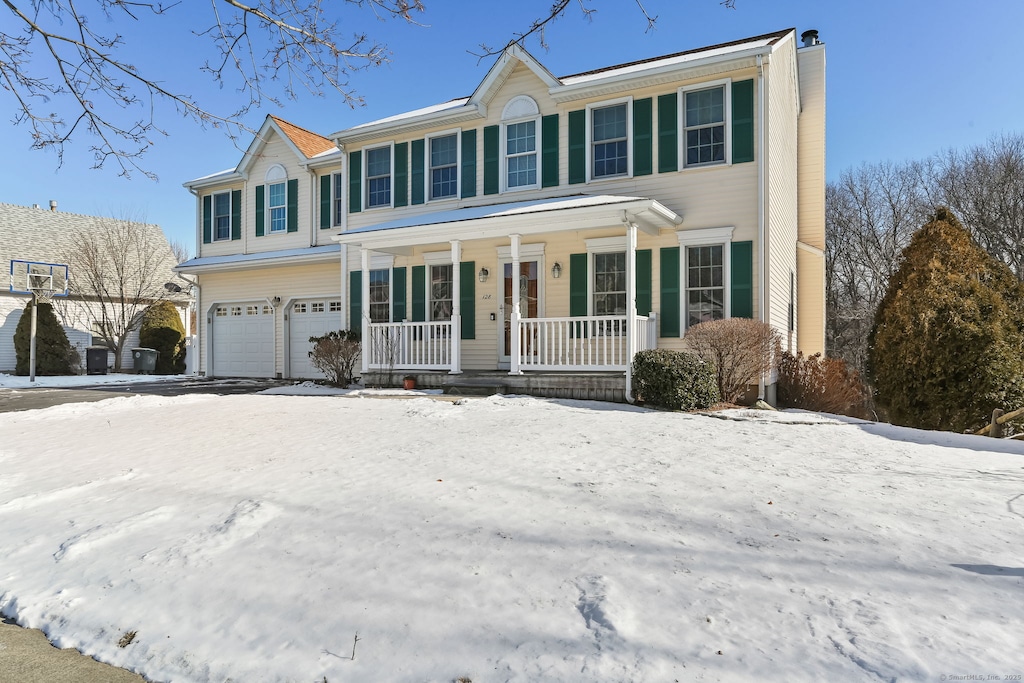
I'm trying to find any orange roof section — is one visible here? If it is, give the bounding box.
[269,115,337,158]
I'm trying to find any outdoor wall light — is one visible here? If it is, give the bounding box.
[551,262,563,279]
[271,296,282,307]
[478,267,489,283]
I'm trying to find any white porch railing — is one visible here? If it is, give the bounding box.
[366,321,453,370]
[515,314,658,371]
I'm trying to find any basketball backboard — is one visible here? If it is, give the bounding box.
[9,260,69,297]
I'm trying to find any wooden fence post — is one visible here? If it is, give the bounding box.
[990,409,1005,438]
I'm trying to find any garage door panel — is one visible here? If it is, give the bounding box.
[289,299,343,379]
[212,303,274,377]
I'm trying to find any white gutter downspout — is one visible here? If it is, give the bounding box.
[757,53,768,401]
[186,186,204,376]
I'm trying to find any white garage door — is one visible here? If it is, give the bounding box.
[211,303,275,377]
[288,299,343,379]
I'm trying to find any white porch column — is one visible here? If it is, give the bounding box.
[340,244,349,330]
[360,247,370,376]
[449,240,463,374]
[625,222,638,402]
[509,233,523,375]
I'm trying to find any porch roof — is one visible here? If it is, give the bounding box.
[332,194,682,253]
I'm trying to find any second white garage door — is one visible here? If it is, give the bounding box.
[211,303,275,377]
[288,299,343,379]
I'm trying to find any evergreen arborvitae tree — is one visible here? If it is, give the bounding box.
[13,301,74,375]
[139,301,186,374]
[868,207,1024,432]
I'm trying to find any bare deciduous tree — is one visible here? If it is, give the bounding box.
[1,0,424,178]
[57,216,178,371]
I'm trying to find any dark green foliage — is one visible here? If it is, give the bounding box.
[308,329,361,386]
[632,349,720,410]
[14,301,73,375]
[868,208,1024,432]
[139,301,186,374]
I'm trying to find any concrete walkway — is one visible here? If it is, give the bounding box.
[0,619,146,682]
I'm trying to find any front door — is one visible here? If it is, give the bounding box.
[500,260,539,363]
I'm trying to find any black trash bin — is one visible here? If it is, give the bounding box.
[132,348,159,374]
[86,346,108,375]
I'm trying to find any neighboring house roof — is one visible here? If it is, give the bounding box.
[0,202,184,300]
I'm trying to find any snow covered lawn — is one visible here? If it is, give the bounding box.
[1,393,1022,682]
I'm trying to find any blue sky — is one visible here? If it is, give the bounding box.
[4,0,1023,253]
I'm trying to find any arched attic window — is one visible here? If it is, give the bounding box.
[501,96,540,191]
[265,164,288,233]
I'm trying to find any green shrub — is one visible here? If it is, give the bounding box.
[309,329,361,386]
[683,318,781,404]
[868,207,1024,432]
[777,351,871,418]
[139,301,186,374]
[632,349,720,410]
[13,301,73,375]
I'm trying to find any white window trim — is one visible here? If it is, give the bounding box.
[586,95,633,183]
[422,250,453,267]
[678,78,733,171]
[426,262,454,322]
[212,190,232,242]
[363,141,395,211]
[425,128,461,203]
[368,267,393,324]
[267,182,288,234]
[585,236,628,316]
[677,226,735,329]
[496,243,545,260]
[501,115,541,194]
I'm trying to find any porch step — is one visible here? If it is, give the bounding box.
[442,379,508,397]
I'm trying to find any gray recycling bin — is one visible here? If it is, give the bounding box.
[132,347,159,374]
[86,346,108,375]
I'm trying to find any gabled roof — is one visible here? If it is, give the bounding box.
[269,115,336,158]
[332,29,793,144]
[0,202,180,296]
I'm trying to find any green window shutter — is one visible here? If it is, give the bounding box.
[349,271,362,330]
[636,249,652,316]
[660,247,680,337]
[230,190,242,240]
[411,265,426,321]
[394,142,408,208]
[569,253,588,316]
[348,151,362,214]
[483,125,499,195]
[461,130,477,198]
[255,184,265,237]
[319,175,331,229]
[731,240,754,318]
[459,261,475,340]
[411,139,425,205]
[657,93,678,174]
[286,179,298,233]
[392,267,407,322]
[202,195,212,244]
[541,114,559,188]
[633,98,653,177]
[568,109,586,184]
[732,79,755,164]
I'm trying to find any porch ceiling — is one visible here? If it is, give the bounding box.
[331,194,682,254]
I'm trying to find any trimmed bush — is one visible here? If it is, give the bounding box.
[868,207,1024,432]
[777,352,870,418]
[309,329,361,386]
[13,301,73,375]
[684,318,781,404]
[632,349,720,411]
[139,301,186,374]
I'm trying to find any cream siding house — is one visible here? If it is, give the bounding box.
[178,28,826,402]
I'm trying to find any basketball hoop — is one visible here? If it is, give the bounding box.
[9,259,70,382]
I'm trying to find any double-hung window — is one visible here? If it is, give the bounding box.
[366,146,392,208]
[430,264,453,321]
[686,245,724,327]
[369,269,391,323]
[213,192,231,241]
[268,182,287,233]
[591,102,629,179]
[593,252,627,316]
[505,120,537,189]
[684,84,726,167]
[429,134,458,200]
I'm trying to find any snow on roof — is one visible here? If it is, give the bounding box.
[176,244,340,271]
[343,195,649,235]
[339,98,471,135]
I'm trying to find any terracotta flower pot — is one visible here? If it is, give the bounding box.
[403,377,417,390]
